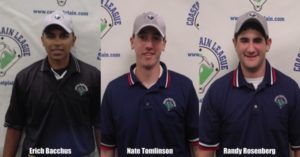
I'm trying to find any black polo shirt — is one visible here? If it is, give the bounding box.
[101,62,199,157]
[5,54,100,156]
[199,61,300,157]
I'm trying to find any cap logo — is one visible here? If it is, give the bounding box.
[147,15,154,20]
[249,12,257,17]
[54,14,63,20]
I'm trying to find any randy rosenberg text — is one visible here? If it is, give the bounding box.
[223,147,276,155]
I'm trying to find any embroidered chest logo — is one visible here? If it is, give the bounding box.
[163,98,176,111]
[274,95,288,109]
[75,83,88,96]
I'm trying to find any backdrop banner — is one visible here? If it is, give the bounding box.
[100,0,300,106]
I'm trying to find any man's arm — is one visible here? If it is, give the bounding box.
[190,144,200,157]
[295,149,300,157]
[100,149,115,157]
[3,127,22,157]
[94,128,101,155]
[198,149,215,157]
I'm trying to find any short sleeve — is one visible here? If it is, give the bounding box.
[4,75,26,130]
[289,86,300,150]
[100,83,116,150]
[198,85,220,150]
[186,80,200,143]
[91,70,101,128]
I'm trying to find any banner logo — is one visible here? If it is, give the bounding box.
[198,37,228,93]
[57,0,67,7]
[100,0,122,39]
[185,2,228,94]
[249,0,267,12]
[0,27,30,77]
[294,52,300,72]
[186,1,200,30]
[198,55,218,93]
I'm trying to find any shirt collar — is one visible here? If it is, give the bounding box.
[40,54,81,73]
[127,62,171,88]
[232,60,277,88]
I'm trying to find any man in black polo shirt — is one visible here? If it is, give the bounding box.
[198,11,300,157]
[3,10,101,157]
[100,11,200,157]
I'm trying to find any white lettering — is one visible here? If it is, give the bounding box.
[127,148,140,154]
[141,148,173,154]
[223,148,242,155]
[29,148,44,154]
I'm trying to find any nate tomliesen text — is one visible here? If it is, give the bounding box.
[127,147,173,155]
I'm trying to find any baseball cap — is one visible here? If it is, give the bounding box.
[133,11,166,38]
[234,11,268,37]
[43,10,73,33]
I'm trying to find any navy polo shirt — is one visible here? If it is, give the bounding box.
[5,54,100,156]
[199,61,300,157]
[101,62,199,157]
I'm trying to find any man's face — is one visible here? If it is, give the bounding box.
[41,25,76,64]
[233,29,271,77]
[130,26,166,70]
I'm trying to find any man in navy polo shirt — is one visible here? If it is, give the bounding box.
[101,11,200,157]
[198,11,300,157]
[3,10,101,157]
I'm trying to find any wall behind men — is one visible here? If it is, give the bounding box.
[101,0,300,103]
[0,0,100,155]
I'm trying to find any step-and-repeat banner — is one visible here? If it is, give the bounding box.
[101,0,300,105]
[0,0,100,155]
